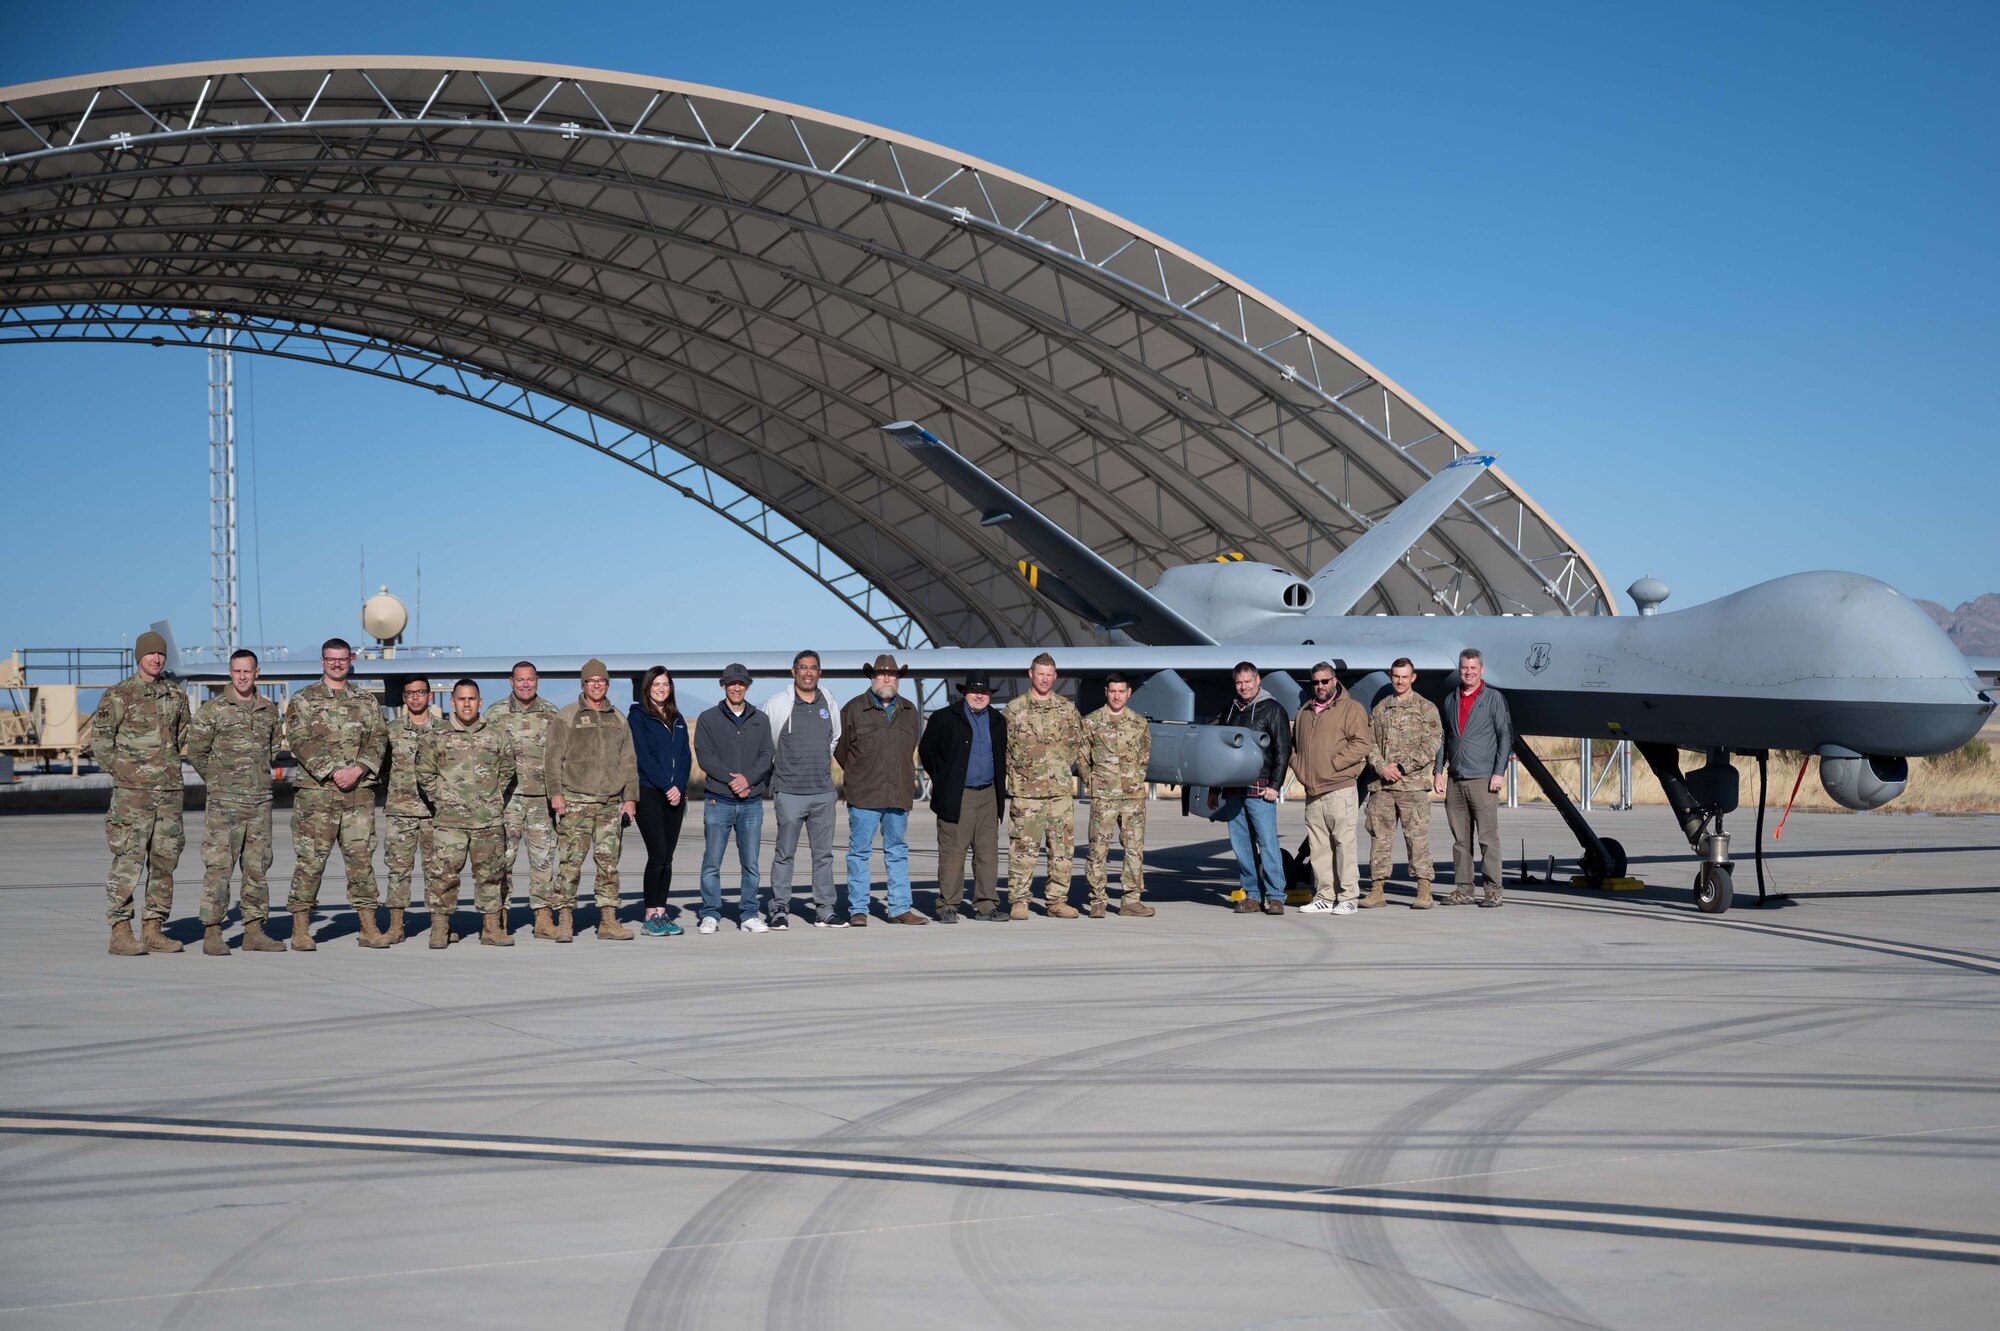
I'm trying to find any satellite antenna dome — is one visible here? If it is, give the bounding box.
[361,584,409,643]
[1627,576,1671,616]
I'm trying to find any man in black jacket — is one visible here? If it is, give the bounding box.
[1219,662,1294,915]
[919,674,1009,922]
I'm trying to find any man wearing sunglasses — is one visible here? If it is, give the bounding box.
[1290,663,1370,915]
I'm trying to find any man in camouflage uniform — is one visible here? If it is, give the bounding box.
[379,676,445,945]
[95,628,192,954]
[1366,657,1443,909]
[1004,652,1085,920]
[418,680,519,947]
[1080,673,1154,919]
[186,648,285,955]
[284,636,389,950]
[546,658,639,941]
[488,661,559,931]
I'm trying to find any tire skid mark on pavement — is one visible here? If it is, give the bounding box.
[3,1111,1996,1266]
[1521,897,2000,975]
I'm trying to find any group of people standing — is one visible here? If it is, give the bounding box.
[1220,649,1514,915]
[655,648,1151,930]
[92,629,1513,956]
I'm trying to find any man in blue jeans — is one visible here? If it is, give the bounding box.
[834,654,923,925]
[1218,661,1294,915]
[693,663,775,934]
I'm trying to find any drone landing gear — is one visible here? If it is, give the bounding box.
[1509,740,1628,887]
[1636,742,1740,914]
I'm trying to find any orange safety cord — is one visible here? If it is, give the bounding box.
[1773,755,1812,840]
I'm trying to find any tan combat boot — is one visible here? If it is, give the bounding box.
[202,924,230,956]
[596,911,634,940]
[556,906,575,942]
[1046,900,1080,919]
[108,920,144,955]
[1086,899,1106,919]
[429,915,452,948]
[533,907,556,940]
[241,919,286,952]
[142,919,184,953]
[480,912,515,946]
[1009,900,1029,921]
[1411,882,1435,910]
[384,907,406,945]
[1121,896,1156,918]
[354,907,390,949]
[1358,884,1387,909]
[291,909,317,950]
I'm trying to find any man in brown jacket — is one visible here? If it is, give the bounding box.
[1289,662,1371,915]
[545,659,640,941]
[835,655,923,924]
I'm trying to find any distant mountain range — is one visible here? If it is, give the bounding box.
[1918,594,2000,656]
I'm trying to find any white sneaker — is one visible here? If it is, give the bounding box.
[697,917,718,935]
[1299,898,1338,913]
[739,915,769,933]
[1331,900,1359,915]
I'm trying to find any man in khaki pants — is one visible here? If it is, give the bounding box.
[1290,663,1370,915]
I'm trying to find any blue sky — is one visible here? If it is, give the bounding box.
[3,0,1993,707]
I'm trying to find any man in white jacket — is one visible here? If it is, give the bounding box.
[764,650,843,928]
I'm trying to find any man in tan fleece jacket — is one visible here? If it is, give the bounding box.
[1289,663,1372,914]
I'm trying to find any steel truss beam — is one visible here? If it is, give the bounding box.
[0,304,936,649]
[0,61,1614,645]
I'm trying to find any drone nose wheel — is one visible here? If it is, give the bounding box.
[1694,865,1734,914]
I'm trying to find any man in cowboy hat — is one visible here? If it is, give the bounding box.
[919,672,1009,921]
[835,654,924,924]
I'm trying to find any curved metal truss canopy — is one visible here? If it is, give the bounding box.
[0,58,1614,649]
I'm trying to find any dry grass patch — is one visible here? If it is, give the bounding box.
[1516,736,2000,816]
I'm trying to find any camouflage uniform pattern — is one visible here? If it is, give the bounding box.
[1366,689,1443,887]
[547,700,638,912]
[283,681,388,912]
[418,714,517,916]
[94,673,192,924]
[1080,705,1152,904]
[489,693,560,909]
[1004,692,1084,904]
[554,802,624,910]
[187,692,282,924]
[381,709,446,910]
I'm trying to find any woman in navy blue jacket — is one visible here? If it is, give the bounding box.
[629,667,694,935]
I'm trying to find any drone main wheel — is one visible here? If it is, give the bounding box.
[1694,865,1734,914]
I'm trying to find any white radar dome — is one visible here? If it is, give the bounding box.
[361,585,409,643]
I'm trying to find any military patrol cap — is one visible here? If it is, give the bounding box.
[135,630,168,658]
[959,673,995,693]
[720,662,753,686]
[580,658,609,680]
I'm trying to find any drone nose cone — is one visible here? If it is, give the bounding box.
[1808,573,1968,682]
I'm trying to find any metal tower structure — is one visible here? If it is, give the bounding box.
[206,321,239,651]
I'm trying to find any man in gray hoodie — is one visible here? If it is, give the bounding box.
[763,650,842,929]
[1434,648,1513,906]
[695,664,775,933]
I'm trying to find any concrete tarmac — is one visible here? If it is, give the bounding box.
[2,800,1997,1329]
